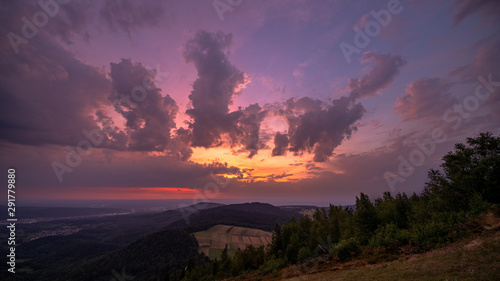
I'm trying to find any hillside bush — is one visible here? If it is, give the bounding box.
[369,223,411,247]
[333,238,361,261]
[258,258,285,275]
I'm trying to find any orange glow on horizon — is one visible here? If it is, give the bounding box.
[26,187,232,200]
[189,145,326,183]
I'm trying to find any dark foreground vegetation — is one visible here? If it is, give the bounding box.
[182,132,500,280]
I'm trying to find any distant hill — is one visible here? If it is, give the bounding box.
[167,202,301,232]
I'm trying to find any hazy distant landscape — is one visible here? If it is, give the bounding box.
[0,201,308,280]
[1,0,500,280]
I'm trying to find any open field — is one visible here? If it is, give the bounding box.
[193,224,272,260]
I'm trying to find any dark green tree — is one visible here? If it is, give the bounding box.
[285,233,301,264]
[219,243,231,277]
[298,215,313,248]
[311,208,329,243]
[354,193,379,244]
[328,205,342,243]
[394,193,411,229]
[281,217,299,255]
[220,244,229,263]
[376,192,412,229]
[270,223,283,258]
[424,132,500,211]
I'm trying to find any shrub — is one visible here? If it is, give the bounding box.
[469,192,491,217]
[369,223,411,247]
[258,258,285,275]
[297,247,314,263]
[412,220,451,248]
[333,238,361,261]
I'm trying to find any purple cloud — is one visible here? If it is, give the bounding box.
[394,78,457,122]
[348,52,406,100]
[109,59,179,151]
[274,96,365,162]
[451,0,500,26]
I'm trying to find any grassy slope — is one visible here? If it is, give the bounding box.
[286,232,499,280]
[232,230,499,281]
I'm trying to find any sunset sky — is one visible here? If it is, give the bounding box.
[1,0,499,205]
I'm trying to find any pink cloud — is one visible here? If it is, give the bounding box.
[451,0,500,26]
[394,78,457,122]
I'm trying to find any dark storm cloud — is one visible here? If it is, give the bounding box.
[167,127,193,161]
[183,30,245,147]
[109,59,179,151]
[204,161,241,177]
[271,132,289,156]
[0,1,175,151]
[45,1,94,43]
[276,96,365,162]
[284,96,323,112]
[0,38,181,153]
[0,0,93,47]
[93,110,129,150]
[270,52,405,162]
[183,30,268,157]
[394,78,457,122]
[348,52,406,100]
[0,33,111,147]
[239,104,268,158]
[99,0,168,35]
[305,163,321,171]
[451,0,500,26]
